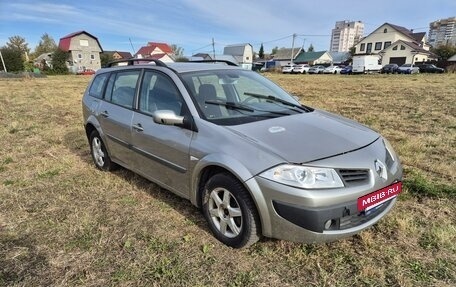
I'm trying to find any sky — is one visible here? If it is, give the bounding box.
[0,0,454,56]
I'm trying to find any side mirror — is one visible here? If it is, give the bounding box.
[152,110,184,126]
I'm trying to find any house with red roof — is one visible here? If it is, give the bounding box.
[59,31,103,72]
[134,42,175,63]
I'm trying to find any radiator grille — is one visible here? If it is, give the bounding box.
[338,169,369,186]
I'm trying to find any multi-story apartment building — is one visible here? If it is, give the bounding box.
[330,20,364,52]
[428,17,456,47]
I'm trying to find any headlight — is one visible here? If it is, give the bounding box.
[382,137,396,162]
[260,164,344,189]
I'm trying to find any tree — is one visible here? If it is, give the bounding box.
[307,44,314,52]
[51,48,69,74]
[259,43,264,59]
[175,56,189,62]
[431,44,456,61]
[171,44,184,58]
[33,33,57,57]
[0,47,24,72]
[271,46,279,55]
[6,35,30,55]
[100,53,114,67]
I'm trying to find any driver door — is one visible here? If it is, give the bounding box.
[130,70,193,196]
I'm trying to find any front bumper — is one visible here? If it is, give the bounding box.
[244,138,403,243]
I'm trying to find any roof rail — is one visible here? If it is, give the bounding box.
[189,60,238,66]
[106,58,167,68]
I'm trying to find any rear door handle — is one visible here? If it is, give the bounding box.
[132,123,144,132]
[100,111,109,118]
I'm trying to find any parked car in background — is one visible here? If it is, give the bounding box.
[340,66,353,74]
[77,68,96,75]
[398,64,420,74]
[417,64,444,73]
[308,65,326,74]
[293,64,311,74]
[82,59,403,248]
[282,64,296,74]
[380,64,399,74]
[323,65,343,74]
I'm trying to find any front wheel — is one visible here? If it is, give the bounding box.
[202,173,260,248]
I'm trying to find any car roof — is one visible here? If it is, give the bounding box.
[97,62,242,75]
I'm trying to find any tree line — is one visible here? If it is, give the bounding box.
[1,33,69,74]
[1,33,455,73]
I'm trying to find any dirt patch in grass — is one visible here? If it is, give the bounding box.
[0,74,455,286]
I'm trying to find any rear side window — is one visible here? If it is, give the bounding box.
[104,70,140,108]
[88,73,108,99]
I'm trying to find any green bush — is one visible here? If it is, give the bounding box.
[0,47,24,72]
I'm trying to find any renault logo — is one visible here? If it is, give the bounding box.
[374,160,387,181]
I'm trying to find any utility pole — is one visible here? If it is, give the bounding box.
[290,33,297,64]
[212,38,215,60]
[0,51,7,73]
[129,38,136,55]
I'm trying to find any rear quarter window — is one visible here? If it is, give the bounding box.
[89,73,109,99]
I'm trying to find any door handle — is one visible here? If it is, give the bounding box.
[100,111,109,118]
[132,123,144,132]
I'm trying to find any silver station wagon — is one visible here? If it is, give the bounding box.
[82,59,403,248]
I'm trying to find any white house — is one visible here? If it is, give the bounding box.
[134,42,175,63]
[223,44,253,69]
[353,23,435,66]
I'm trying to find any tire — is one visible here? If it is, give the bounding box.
[89,130,117,171]
[202,172,260,248]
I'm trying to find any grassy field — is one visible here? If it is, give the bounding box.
[0,73,455,286]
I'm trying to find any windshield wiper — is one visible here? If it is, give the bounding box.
[244,92,311,112]
[205,100,291,117]
[205,100,254,112]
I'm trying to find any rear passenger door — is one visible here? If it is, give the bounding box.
[98,70,140,168]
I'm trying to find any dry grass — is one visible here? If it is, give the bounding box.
[0,74,455,286]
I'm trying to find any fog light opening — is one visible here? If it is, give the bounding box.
[324,219,334,230]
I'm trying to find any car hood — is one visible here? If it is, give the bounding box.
[224,110,379,163]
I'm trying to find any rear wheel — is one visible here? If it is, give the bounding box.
[89,130,117,171]
[202,173,260,248]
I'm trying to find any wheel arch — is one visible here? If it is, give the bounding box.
[190,154,265,234]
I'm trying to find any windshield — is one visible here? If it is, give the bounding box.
[180,69,310,125]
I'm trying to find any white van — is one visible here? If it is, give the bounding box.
[352,55,382,73]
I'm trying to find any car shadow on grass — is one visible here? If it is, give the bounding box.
[63,130,213,237]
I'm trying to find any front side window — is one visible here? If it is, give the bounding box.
[384,41,391,49]
[89,73,109,99]
[78,53,82,59]
[180,69,307,125]
[90,54,95,60]
[400,45,406,50]
[366,43,372,53]
[105,70,140,108]
[139,71,184,116]
[375,42,382,50]
[360,43,365,51]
